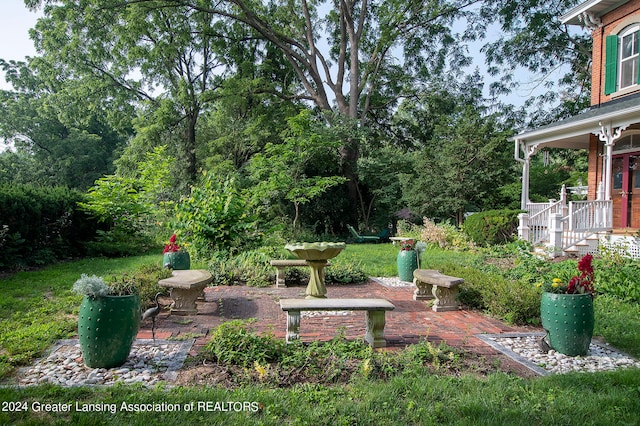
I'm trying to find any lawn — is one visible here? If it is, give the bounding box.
[0,246,639,425]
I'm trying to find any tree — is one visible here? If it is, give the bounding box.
[57,0,481,221]
[248,109,347,234]
[27,0,229,182]
[0,58,128,189]
[476,0,591,124]
[401,83,515,225]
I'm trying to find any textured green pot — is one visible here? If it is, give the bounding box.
[397,249,418,282]
[162,251,191,270]
[78,294,141,368]
[540,292,594,356]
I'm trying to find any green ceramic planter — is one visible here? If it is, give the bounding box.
[540,292,594,356]
[397,249,418,282]
[78,294,141,368]
[162,251,191,270]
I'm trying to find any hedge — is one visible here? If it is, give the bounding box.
[0,185,99,270]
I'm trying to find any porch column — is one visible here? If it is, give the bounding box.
[515,139,536,210]
[598,122,628,200]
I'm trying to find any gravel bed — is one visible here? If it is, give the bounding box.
[478,333,640,375]
[14,339,193,387]
[371,276,415,287]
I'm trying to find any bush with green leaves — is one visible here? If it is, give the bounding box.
[463,209,522,246]
[594,249,640,304]
[173,172,256,260]
[208,248,280,287]
[106,263,172,309]
[203,319,285,367]
[0,185,98,270]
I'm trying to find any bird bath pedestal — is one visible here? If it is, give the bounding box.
[285,242,346,298]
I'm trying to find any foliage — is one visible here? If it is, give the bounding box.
[540,254,595,295]
[324,263,368,285]
[477,0,591,124]
[72,274,109,298]
[594,249,640,304]
[203,319,285,367]
[208,248,279,287]
[401,92,516,224]
[105,264,172,309]
[173,172,256,260]
[438,262,541,325]
[79,146,175,232]
[247,109,347,233]
[0,58,129,190]
[0,184,98,271]
[463,209,522,246]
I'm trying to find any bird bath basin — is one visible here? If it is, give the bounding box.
[285,242,346,298]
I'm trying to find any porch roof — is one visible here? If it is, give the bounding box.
[512,94,640,149]
[561,0,630,25]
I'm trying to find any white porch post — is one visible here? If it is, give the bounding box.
[599,122,628,200]
[515,139,536,210]
[548,213,564,257]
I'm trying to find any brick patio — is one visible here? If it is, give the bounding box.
[137,280,537,375]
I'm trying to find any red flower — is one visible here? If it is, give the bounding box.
[163,233,181,254]
[566,254,595,295]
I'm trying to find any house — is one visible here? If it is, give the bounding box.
[514,0,640,258]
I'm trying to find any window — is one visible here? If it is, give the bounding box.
[620,26,639,89]
[605,24,640,95]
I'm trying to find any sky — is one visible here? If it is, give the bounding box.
[0,1,41,90]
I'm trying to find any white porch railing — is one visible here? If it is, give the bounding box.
[567,200,612,231]
[519,198,612,254]
[522,200,566,246]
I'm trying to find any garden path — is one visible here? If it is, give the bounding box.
[137,280,538,377]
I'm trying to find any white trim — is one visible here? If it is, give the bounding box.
[561,0,631,25]
[512,103,640,145]
[618,24,640,90]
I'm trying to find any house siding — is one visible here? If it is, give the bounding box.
[593,0,640,106]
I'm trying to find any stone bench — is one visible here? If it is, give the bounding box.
[279,298,395,348]
[412,269,463,312]
[158,269,213,315]
[270,259,330,288]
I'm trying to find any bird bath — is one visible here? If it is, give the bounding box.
[284,242,346,298]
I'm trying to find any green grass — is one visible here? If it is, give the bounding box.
[0,369,638,425]
[0,254,161,375]
[1,248,640,425]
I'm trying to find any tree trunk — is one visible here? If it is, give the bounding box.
[184,112,198,182]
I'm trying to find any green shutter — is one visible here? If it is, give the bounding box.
[605,35,618,95]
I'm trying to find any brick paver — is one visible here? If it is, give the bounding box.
[137,281,535,363]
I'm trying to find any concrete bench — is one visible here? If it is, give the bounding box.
[279,298,395,348]
[270,259,330,287]
[158,269,213,315]
[413,269,463,312]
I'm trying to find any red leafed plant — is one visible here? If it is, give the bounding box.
[399,239,416,251]
[566,254,595,296]
[163,234,181,254]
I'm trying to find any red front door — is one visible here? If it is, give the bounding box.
[612,153,640,228]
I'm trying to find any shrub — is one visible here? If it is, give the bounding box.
[173,172,257,260]
[105,263,172,309]
[0,184,98,270]
[463,209,522,246]
[208,248,282,287]
[439,262,541,325]
[203,319,284,367]
[594,253,640,304]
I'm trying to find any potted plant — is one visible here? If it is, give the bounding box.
[539,254,595,356]
[73,274,141,368]
[397,239,418,282]
[162,233,190,270]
